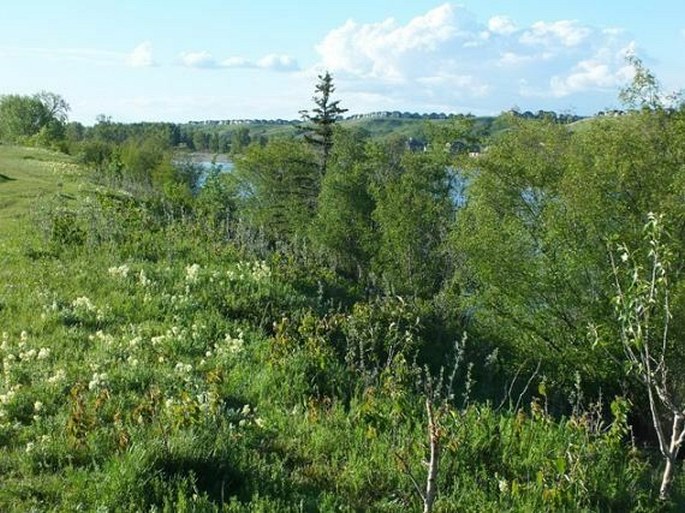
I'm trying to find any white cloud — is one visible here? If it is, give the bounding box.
[488,15,517,36]
[498,51,534,67]
[549,46,635,97]
[316,3,479,79]
[257,54,299,72]
[520,20,592,47]
[179,50,299,72]
[315,3,636,114]
[551,60,622,96]
[222,56,252,68]
[179,50,218,68]
[126,42,155,68]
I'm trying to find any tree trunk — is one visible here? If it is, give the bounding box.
[659,415,684,500]
[424,399,440,513]
[659,456,676,501]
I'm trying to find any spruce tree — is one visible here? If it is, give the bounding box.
[299,71,347,176]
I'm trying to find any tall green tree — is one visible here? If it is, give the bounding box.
[231,126,251,155]
[311,127,375,280]
[0,92,69,145]
[450,107,685,388]
[233,139,319,242]
[371,142,454,297]
[299,71,348,176]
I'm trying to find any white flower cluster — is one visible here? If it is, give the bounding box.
[88,330,115,346]
[88,372,108,391]
[0,384,21,405]
[185,263,201,284]
[108,264,130,279]
[227,261,272,282]
[250,261,271,281]
[72,296,96,312]
[217,330,245,357]
[174,362,193,374]
[24,435,51,454]
[47,369,66,385]
[0,332,51,384]
[138,270,151,287]
[70,296,106,321]
[32,400,44,422]
[226,403,265,429]
[150,326,186,348]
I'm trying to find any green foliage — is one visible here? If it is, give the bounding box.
[311,127,375,279]
[371,144,454,297]
[451,110,685,391]
[234,138,319,243]
[619,55,665,110]
[231,127,251,155]
[0,92,69,148]
[5,64,685,510]
[299,71,348,174]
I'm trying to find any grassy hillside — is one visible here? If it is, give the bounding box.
[0,145,82,239]
[0,144,675,511]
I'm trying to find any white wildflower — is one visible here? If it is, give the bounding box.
[33,401,44,412]
[88,372,108,391]
[138,270,151,287]
[19,348,37,361]
[108,264,130,279]
[47,369,66,384]
[217,331,244,356]
[174,362,192,374]
[25,442,35,454]
[251,261,271,281]
[37,348,51,360]
[498,478,509,494]
[185,264,201,284]
[89,331,114,345]
[72,296,96,312]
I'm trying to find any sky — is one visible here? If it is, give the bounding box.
[1,1,683,124]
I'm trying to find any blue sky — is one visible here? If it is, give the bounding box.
[1,1,683,123]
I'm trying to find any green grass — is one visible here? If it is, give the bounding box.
[0,145,82,239]
[0,143,677,511]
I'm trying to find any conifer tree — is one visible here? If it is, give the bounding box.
[299,71,348,176]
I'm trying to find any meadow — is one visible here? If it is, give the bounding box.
[0,138,678,511]
[5,61,685,509]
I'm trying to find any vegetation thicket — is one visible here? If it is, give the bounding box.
[1,62,685,511]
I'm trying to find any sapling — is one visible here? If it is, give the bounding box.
[609,213,685,500]
[397,333,468,513]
